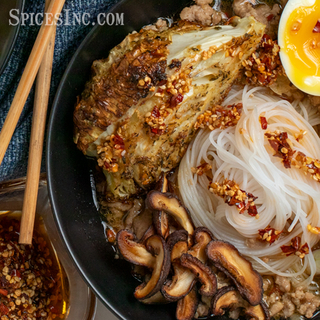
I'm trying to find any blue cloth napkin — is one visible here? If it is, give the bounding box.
[0,0,119,182]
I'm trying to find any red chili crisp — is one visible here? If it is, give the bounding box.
[260,116,268,130]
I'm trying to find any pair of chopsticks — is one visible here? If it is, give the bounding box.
[0,0,66,244]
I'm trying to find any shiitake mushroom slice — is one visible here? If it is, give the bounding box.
[134,235,171,300]
[147,191,195,236]
[139,224,156,245]
[153,174,170,239]
[117,229,155,268]
[206,240,263,306]
[188,227,213,263]
[140,291,170,304]
[162,234,195,301]
[166,229,188,254]
[244,300,270,320]
[212,286,243,316]
[176,286,198,320]
[180,253,217,297]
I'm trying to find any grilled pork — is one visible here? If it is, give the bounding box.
[74,17,265,199]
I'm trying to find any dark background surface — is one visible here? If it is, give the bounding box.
[0,0,121,182]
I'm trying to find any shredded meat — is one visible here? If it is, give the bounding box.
[180,0,222,26]
[232,0,280,38]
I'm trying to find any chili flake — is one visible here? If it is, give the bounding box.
[242,34,284,87]
[209,179,258,217]
[258,226,282,244]
[97,132,125,173]
[292,151,320,182]
[260,116,268,130]
[0,217,66,320]
[145,106,167,136]
[280,236,309,258]
[191,162,212,176]
[195,103,243,131]
[265,131,295,168]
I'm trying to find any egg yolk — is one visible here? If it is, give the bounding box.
[282,1,320,94]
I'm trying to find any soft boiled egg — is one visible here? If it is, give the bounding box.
[278,0,320,96]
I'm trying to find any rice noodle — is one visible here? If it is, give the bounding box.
[178,85,320,286]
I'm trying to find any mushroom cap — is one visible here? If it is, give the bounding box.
[147,191,195,236]
[206,240,263,306]
[212,286,243,316]
[180,253,217,297]
[176,286,198,320]
[117,229,155,268]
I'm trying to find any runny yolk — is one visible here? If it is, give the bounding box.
[282,1,320,92]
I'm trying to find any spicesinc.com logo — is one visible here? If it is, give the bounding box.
[9,9,124,26]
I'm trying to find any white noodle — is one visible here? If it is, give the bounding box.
[178,86,320,286]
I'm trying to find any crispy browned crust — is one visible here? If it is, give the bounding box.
[74,35,170,153]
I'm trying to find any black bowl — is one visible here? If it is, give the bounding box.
[47,1,191,319]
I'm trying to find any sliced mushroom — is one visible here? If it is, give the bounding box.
[155,173,169,192]
[244,300,270,320]
[176,286,198,320]
[147,191,195,236]
[153,211,170,239]
[162,237,195,301]
[134,235,171,300]
[180,253,217,297]
[140,291,170,304]
[153,174,170,239]
[162,261,195,301]
[188,227,213,263]
[206,240,263,306]
[166,230,189,254]
[139,225,156,245]
[117,229,155,268]
[212,286,243,316]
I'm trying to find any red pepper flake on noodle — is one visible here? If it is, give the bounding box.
[260,116,268,130]
[280,236,309,258]
[191,162,212,176]
[258,226,282,244]
[292,151,320,182]
[209,179,258,217]
[265,131,295,168]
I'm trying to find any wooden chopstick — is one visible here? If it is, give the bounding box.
[19,0,59,245]
[0,0,65,167]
